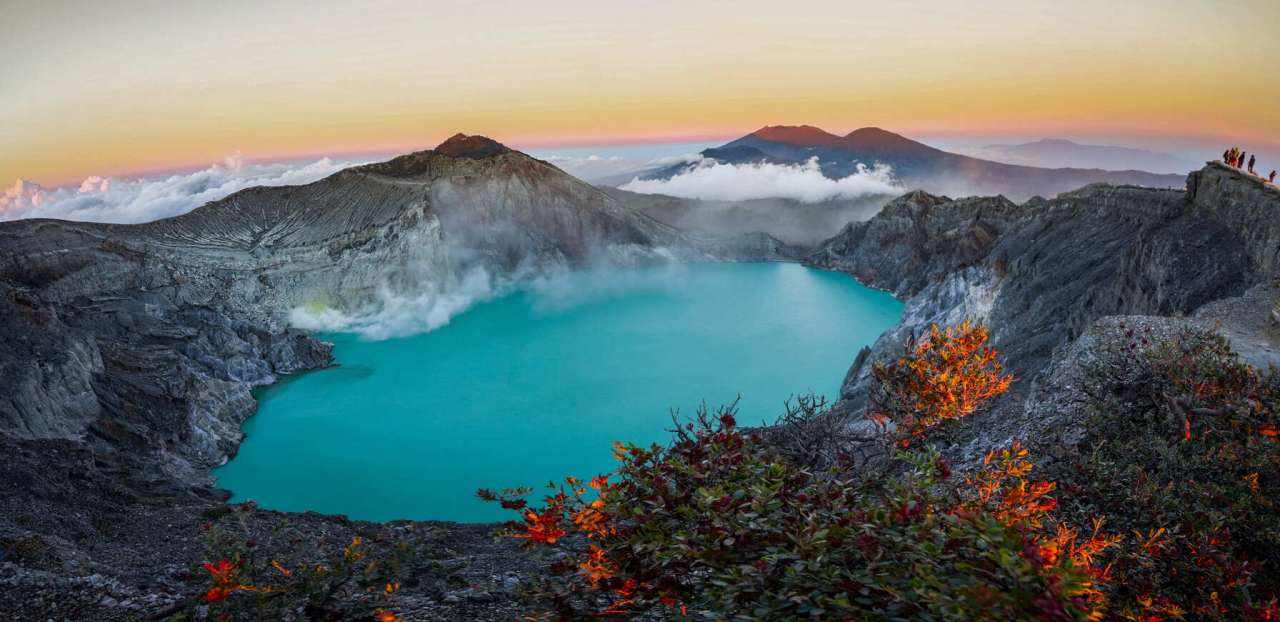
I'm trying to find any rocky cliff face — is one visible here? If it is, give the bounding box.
[0,220,338,483]
[807,191,1023,297]
[809,163,1280,460]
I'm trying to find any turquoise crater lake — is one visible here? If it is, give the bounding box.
[214,263,902,522]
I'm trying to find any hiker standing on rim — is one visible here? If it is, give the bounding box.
[1271,170,1277,184]
[1248,155,1256,174]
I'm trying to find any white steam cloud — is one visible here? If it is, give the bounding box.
[288,268,495,341]
[1,153,374,224]
[286,262,693,340]
[620,157,902,203]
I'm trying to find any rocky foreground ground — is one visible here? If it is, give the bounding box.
[1,150,1277,619]
[0,436,540,620]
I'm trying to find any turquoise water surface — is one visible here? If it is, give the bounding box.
[214,262,901,522]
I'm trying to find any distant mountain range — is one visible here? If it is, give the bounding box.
[959,138,1198,174]
[645,126,1187,201]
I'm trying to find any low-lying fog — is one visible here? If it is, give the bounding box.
[603,187,892,247]
[593,157,903,246]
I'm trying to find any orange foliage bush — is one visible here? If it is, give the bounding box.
[870,320,1013,445]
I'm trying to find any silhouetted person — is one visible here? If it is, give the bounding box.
[1271,171,1277,183]
[1224,149,1231,163]
[1248,155,1256,173]
[1239,151,1247,169]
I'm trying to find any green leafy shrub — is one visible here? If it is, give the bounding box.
[1051,324,1280,621]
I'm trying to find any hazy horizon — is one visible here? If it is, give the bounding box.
[6,128,1262,190]
[5,0,1278,188]
[7,125,1253,226]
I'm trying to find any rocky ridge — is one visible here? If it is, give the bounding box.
[809,162,1280,464]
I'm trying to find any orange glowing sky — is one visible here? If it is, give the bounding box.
[4,0,1278,186]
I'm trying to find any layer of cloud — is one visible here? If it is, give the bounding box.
[1,179,50,215]
[542,153,701,185]
[0,153,373,224]
[619,157,902,203]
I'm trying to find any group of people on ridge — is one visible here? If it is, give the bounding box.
[1223,147,1276,184]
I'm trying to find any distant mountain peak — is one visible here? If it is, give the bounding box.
[749,125,843,145]
[980,138,1082,149]
[844,126,897,138]
[435,133,510,158]
[844,126,914,144]
[1031,138,1079,146]
[702,124,1186,200]
[841,127,940,157]
[969,138,1197,174]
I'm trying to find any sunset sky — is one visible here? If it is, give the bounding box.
[4,0,1279,187]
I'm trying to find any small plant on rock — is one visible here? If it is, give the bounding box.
[179,504,410,621]
[869,320,1014,446]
